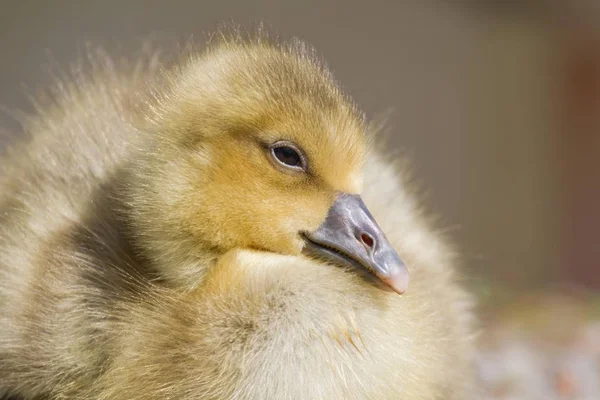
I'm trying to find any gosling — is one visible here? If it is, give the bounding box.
[0,36,476,399]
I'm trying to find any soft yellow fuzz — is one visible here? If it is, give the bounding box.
[0,35,477,399]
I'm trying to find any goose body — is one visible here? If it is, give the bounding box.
[0,37,476,399]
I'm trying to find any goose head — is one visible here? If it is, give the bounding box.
[130,39,408,294]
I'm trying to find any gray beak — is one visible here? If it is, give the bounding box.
[302,193,409,294]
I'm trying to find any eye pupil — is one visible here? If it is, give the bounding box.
[273,146,301,167]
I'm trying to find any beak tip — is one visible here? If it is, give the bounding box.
[382,268,410,295]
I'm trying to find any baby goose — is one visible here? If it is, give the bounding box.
[0,36,476,399]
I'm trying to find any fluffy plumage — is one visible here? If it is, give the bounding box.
[0,35,476,399]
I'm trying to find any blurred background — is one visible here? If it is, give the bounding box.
[0,1,598,398]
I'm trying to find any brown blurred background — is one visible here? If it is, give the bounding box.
[0,0,598,305]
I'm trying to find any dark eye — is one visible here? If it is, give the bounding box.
[269,141,307,172]
[273,146,300,166]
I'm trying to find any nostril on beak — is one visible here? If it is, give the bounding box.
[360,232,375,249]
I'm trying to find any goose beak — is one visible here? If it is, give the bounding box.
[302,193,409,294]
